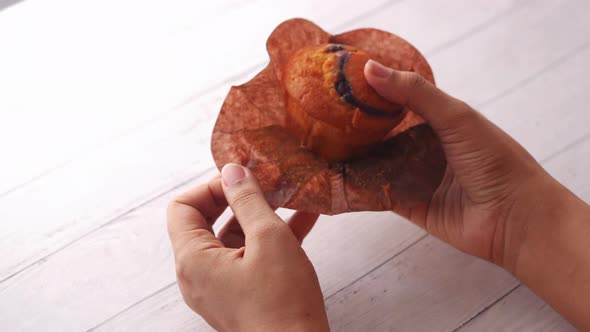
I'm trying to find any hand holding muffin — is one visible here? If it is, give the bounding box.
[365,60,590,331]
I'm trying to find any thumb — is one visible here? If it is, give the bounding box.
[365,60,541,203]
[220,163,286,241]
[364,60,471,132]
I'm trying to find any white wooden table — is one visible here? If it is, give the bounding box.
[1,0,587,331]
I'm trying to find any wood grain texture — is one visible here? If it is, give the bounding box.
[481,40,590,164]
[544,134,590,202]
[2,0,590,331]
[91,285,216,332]
[325,237,517,332]
[430,0,590,107]
[458,286,577,332]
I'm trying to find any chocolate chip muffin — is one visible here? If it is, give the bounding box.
[283,44,406,162]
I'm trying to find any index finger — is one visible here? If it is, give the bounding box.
[167,176,228,252]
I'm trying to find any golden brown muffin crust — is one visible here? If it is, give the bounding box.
[282,44,406,161]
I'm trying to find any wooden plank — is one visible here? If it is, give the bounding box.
[0,0,526,282]
[89,1,590,331]
[325,237,517,332]
[542,131,590,202]
[431,0,590,107]
[480,40,590,164]
[90,285,216,332]
[0,171,206,332]
[0,83,230,282]
[344,0,519,56]
[458,286,577,332]
[0,0,395,282]
[0,0,390,195]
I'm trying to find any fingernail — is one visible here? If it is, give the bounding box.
[221,163,246,186]
[365,60,392,79]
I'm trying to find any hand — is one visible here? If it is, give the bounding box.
[366,60,590,330]
[167,164,329,332]
[364,60,559,270]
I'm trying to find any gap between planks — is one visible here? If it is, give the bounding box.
[451,284,521,332]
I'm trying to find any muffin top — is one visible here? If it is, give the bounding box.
[283,44,405,133]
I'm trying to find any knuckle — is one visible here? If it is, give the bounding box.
[450,99,474,115]
[180,279,206,311]
[166,198,180,216]
[437,99,479,131]
[406,72,427,90]
[174,248,195,285]
[230,189,260,210]
[166,194,193,219]
[185,229,221,252]
[450,102,479,123]
[251,220,289,240]
[175,244,217,290]
[174,249,227,313]
[191,228,214,240]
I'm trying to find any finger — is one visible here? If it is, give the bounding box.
[287,212,320,244]
[364,60,471,131]
[218,217,245,249]
[220,163,286,241]
[218,207,280,248]
[167,176,227,252]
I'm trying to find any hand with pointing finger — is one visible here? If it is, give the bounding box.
[167,164,330,332]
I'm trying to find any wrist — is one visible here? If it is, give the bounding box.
[510,179,587,279]
[504,175,590,330]
[257,320,330,332]
[493,171,581,274]
[244,314,330,332]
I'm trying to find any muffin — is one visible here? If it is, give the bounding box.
[283,44,406,162]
